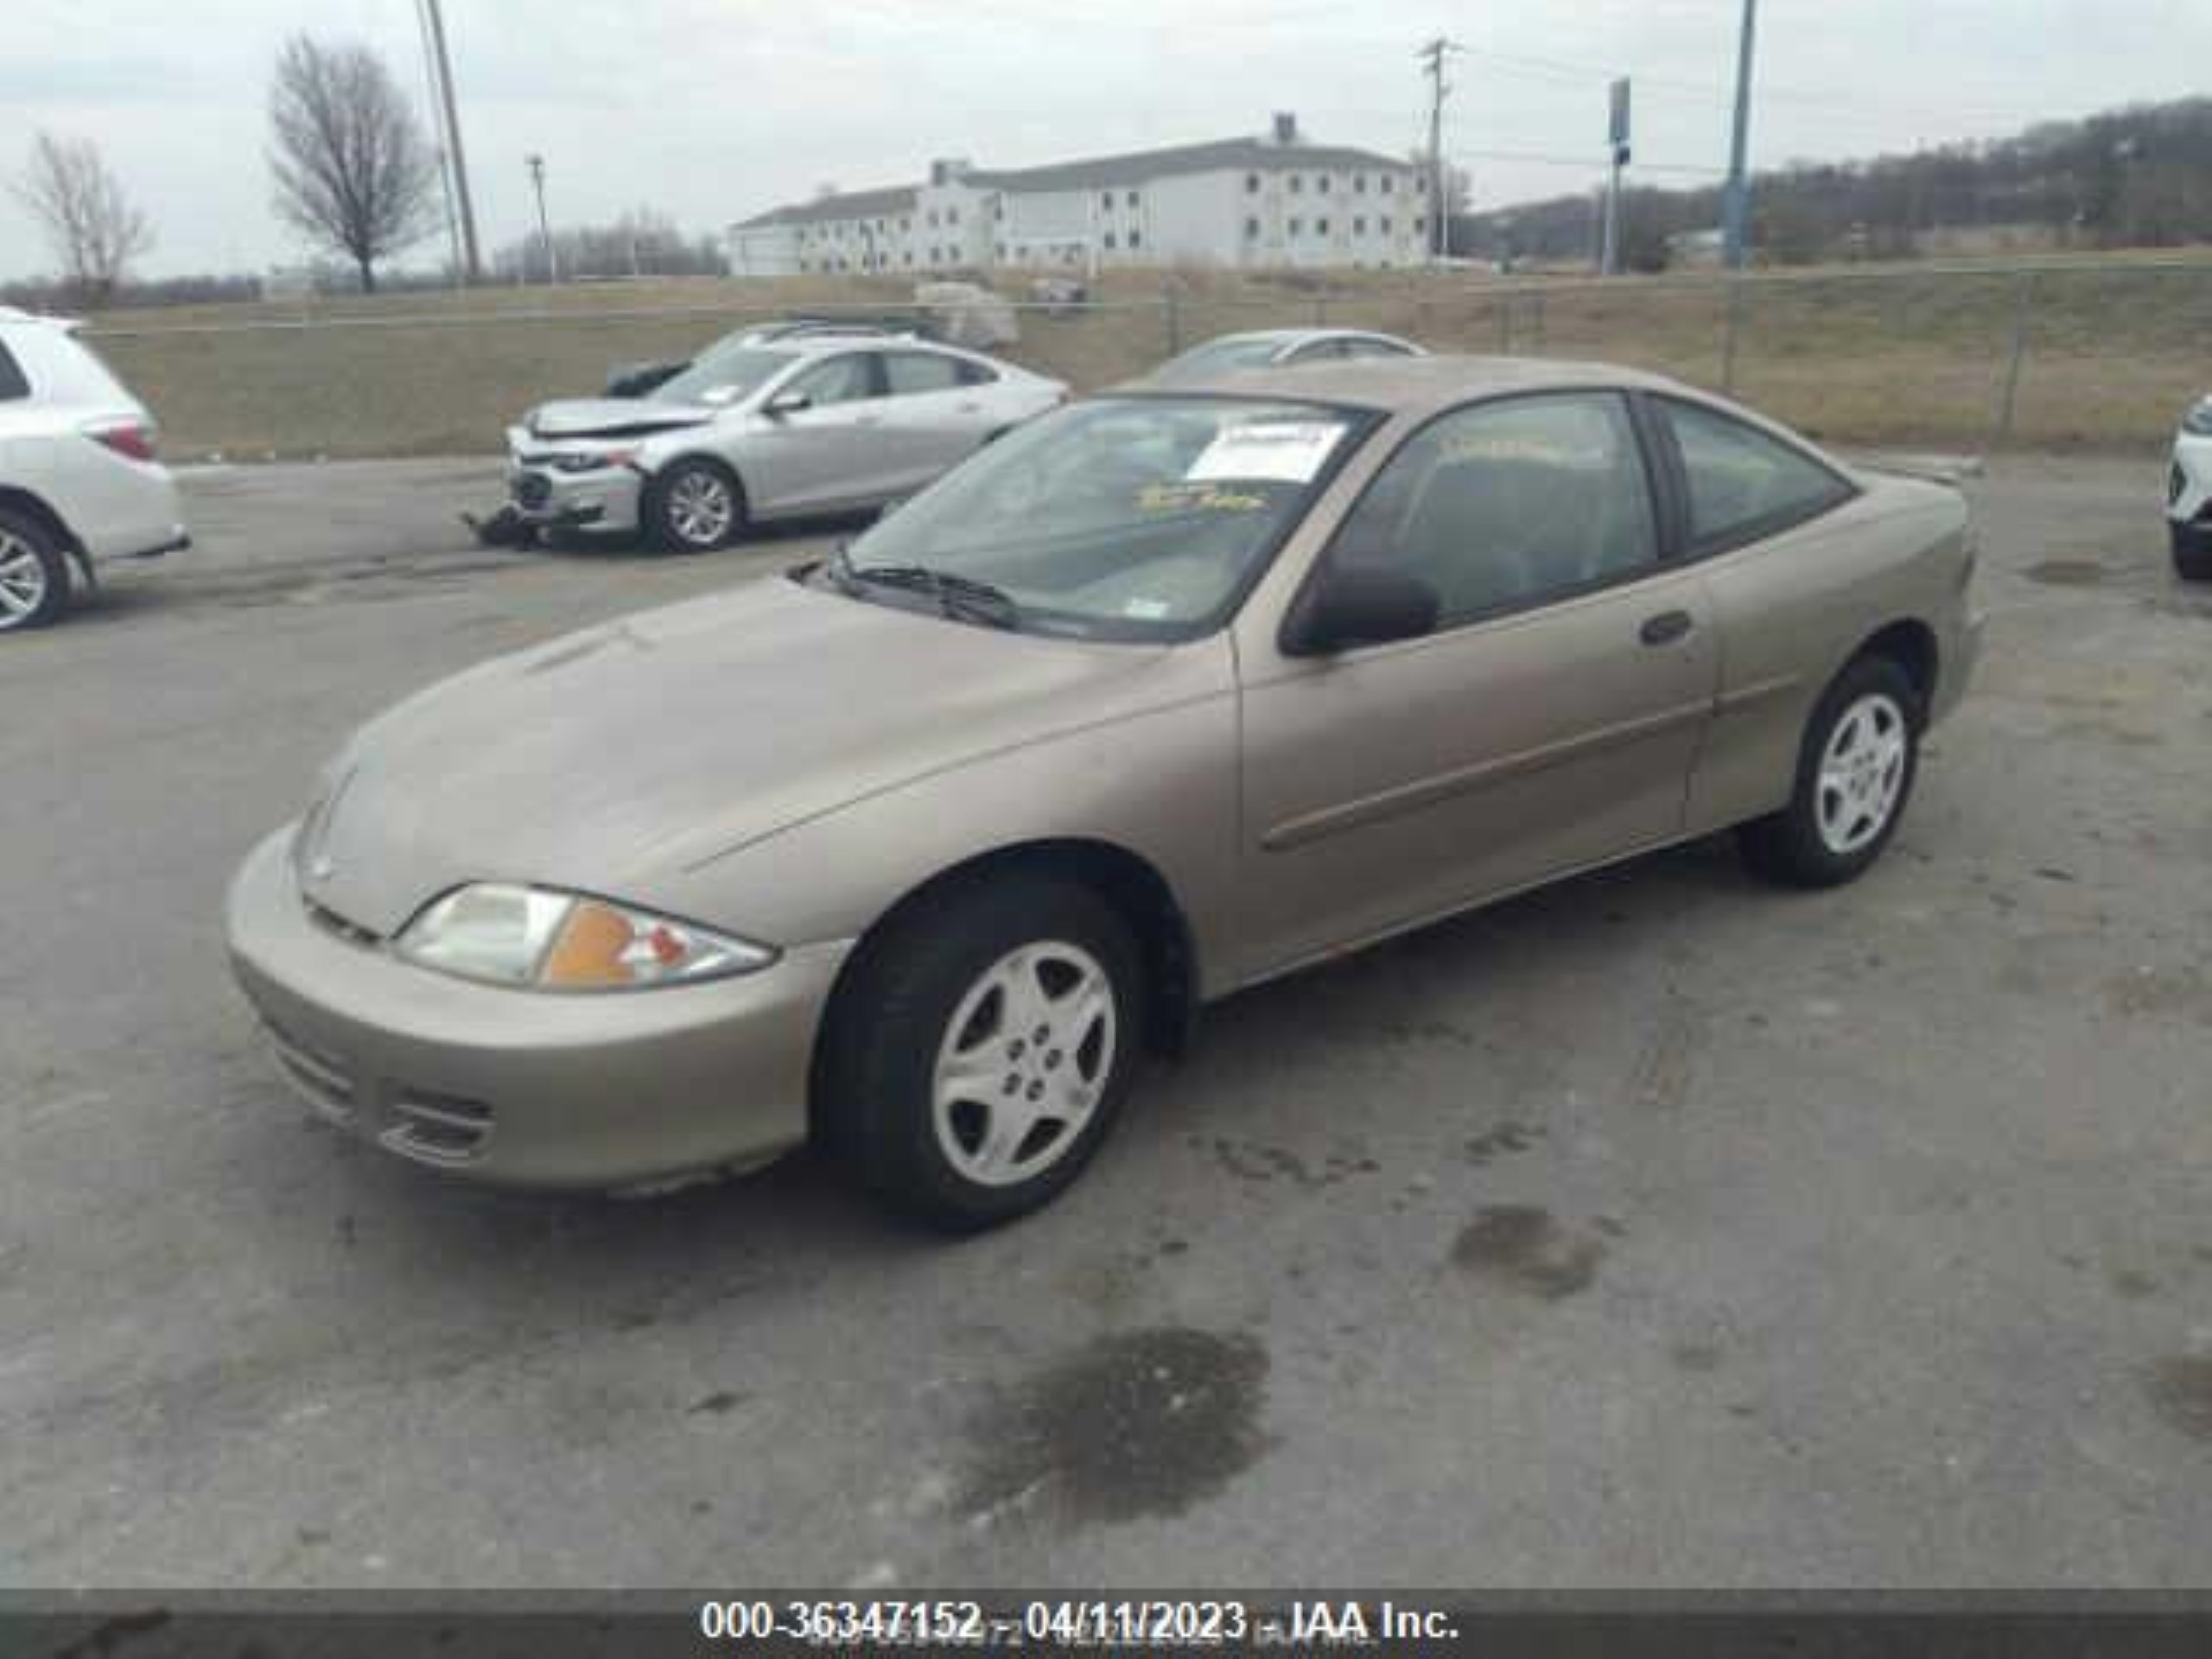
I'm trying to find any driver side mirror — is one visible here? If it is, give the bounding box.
[765,389,812,417]
[1284,564,1440,655]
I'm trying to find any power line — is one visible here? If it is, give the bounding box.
[1448,146,1726,178]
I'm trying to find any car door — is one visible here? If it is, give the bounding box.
[1231,390,1719,979]
[876,351,1001,490]
[742,350,893,515]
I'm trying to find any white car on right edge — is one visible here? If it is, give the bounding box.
[2169,394,2212,581]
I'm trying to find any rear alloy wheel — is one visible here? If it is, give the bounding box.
[1739,655,1923,888]
[647,460,744,552]
[2173,522,2212,582]
[0,511,70,633]
[820,875,1142,1230]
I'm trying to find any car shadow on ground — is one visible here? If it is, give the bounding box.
[529,511,875,563]
[264,832,1773,1313]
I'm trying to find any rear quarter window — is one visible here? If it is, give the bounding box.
[1662,397,1854,552]
[0,339,29,401]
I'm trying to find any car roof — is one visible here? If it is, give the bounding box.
[1112,353,1700,417]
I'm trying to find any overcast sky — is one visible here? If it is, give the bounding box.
[3,0,2208,280]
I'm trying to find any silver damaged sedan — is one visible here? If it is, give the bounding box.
[231,356,1982,1229]
[505,334,1067,550]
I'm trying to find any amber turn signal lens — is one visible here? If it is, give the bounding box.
[540,900,639,988]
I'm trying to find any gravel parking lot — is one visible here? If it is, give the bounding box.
[3,453,2209,1589]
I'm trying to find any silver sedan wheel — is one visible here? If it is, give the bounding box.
[665,468,734,547]
[1816,692,1909,855]
[0,530,49,630]
[932,940,1117,1188]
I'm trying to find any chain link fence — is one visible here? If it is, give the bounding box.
[84,257,2212,462]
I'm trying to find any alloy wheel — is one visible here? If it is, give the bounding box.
[666,470,734,546]
[0,531,49,630]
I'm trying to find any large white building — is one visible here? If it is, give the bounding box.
[728,115,1430,277]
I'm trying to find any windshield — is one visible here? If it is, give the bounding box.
[834,396,1369,640]
[652,345,794,407]
[1150,335,1288,385]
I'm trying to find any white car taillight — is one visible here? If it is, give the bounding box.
[86,418,158,463]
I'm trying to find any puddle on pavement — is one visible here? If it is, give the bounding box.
[2143,1355,2212,1442]
[960,1326,1269,1527]
[1451,1205,1605,1300]
[2024,559,2111,586]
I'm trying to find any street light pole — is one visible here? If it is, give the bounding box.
[420,0,481,283]
[1721,0,1759,270]
[526,154,556,284]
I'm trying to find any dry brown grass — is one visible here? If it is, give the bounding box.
[81,259,2212,461]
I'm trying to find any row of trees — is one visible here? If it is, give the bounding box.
[1463,96,2212,270]
[11,34,725,305]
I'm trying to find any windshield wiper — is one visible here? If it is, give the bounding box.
[842,561,1023,630]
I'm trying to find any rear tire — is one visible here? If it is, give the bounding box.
[2172,522,2212,582]
[645,459,746,553]
[817,874,1143,1231]
[1738,654,1923,889]
[0,508,71,634]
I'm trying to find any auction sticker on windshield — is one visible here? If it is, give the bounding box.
[1186,420,1344,483]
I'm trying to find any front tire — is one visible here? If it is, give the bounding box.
[0,509,71,634]
[645,459,745,553]
[818,874,1143,1230]
[1738,655,1923,889]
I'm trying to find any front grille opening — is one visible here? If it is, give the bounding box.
[265,1020,357,1120]
[381,1090,494,1166]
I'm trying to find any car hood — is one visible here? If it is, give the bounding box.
[296,576,1182,938]
[522,398,716,440]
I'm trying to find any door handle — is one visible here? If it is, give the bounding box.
[1639,610,1694,646]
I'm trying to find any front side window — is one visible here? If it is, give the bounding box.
[1323,393,1659,626]
[1662,399,1853,550]
[834,397,1369,639]
[0,340,28,401]
[653,346,795,406]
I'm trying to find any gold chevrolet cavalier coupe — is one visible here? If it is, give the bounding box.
[226,356,1983,1228]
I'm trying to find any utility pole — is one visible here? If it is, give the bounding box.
[1603,76,1631,276]
[1721,0,1759,270]
[421,0,482,283]
[1418,36,1462,264]
[527,154,556,283]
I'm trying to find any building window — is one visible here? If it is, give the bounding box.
[1246,173,1261,193]
[1415,175,1428,193]
[1414,217,1427,238]
[1316,217,1330,235]
[1244,216,1261,238]
[1128,228,1141,249]
[947,207,959,225]
[1353,216,1366,235]
[1288,175,1304,194]
[996,242,1007,260]
[1318,175,1331,194]
[1102,190,1114,209]
[1103,232,1117,250]
[1381,175,1395,194]
[1380,215,1392,234]
[1126,189,1139,207]
[1288,217,1303,235]
[900,216,912,232]
[1354,175,1368,194]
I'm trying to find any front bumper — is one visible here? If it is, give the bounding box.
[224,829,850,1190]
[506,458,646,533]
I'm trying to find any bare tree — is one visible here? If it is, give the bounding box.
[268,35,440,293]
[13,133,154,305]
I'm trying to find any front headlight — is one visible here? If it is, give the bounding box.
[2183,399,2212,437]
[550,449,639,474]
[394,883,775,990]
